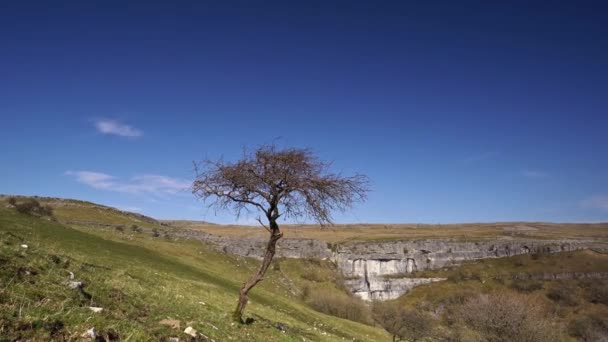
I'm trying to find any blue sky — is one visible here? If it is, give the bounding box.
[1,1,607,223]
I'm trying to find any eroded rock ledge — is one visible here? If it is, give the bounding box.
[175,229,608,301]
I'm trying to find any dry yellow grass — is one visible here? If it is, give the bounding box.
[170,221,608,243]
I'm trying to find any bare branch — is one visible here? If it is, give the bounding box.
[192,144,369,227]
[256,216,271,233]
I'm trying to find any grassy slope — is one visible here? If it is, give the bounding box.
[0,207,388,341]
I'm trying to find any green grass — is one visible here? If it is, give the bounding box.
[0,207,388,341]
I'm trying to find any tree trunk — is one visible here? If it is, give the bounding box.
[233,221,283,322]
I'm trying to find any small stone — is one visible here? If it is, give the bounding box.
[67,281,83,289]
[68,271,75,280]
[82,327,96,339]
[88,307,103,313]
[169,338,180,342]
[275,322,287,333]
[198,301,206,305]
[20,244,28,249]
[184,326,197,337]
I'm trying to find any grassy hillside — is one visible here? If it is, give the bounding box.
[2,195,607,341]
[0,204,388,341]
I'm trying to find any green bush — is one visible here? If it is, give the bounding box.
[305,288,371,325]
[14,199,53,217]
[372,302,435,341]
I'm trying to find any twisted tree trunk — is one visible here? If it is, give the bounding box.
[233,220,283,322]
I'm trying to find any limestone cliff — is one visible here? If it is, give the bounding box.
[332,238,607,300]
[174,229,608,301]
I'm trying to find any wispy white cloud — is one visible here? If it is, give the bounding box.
[581,196,608,211]
[95,119,142,138]
[522,170,548,179]
[65,171,190,195]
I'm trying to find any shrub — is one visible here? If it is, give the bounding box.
[455,292,563,342]
[7,197,17,206]
[373,302,434,341]
[130,225,142,233]
[14,199,53,217]
[115,226,124,233]
[580,279,608,305]
[510,280,543,293]
[305,288,371,325]
[151,228,160,237]
[15,199,40,214]
[41,205,53,216]
[568,313,608,341]
[546,282,579,306]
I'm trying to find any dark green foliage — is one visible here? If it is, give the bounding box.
[14,199,53,217]
[305,288,372,325]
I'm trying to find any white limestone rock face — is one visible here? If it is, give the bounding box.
[343,258,445,301]
[334,239,608,301]
[173,226,608,301]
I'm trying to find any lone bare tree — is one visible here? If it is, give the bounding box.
[192,144,369,322]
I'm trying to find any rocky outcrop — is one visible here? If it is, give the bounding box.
[173,229,332,259]
[175,228,608,301]
[344,273,446,301]
[333,239,607,300]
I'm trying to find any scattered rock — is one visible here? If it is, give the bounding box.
[88,307,103,313]
[184,326,197,337]
[198,301,206,305]
[20,244,28,249]
[68,271,75,280]
[82,327,96,339]
[67,281,83,289]
[159,319,181,329]
[275,322,288,333]
[169,338,180,342]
